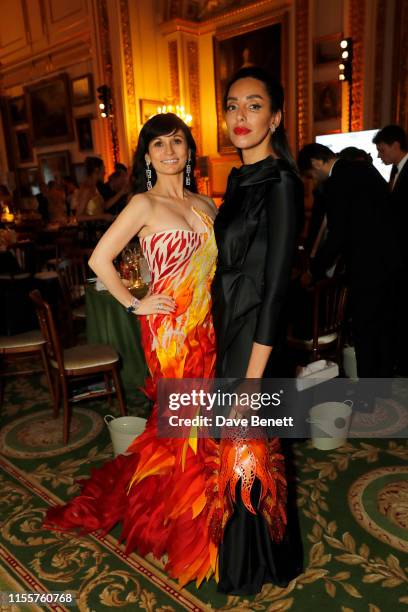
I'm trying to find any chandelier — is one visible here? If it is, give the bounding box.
[151,104,192,126]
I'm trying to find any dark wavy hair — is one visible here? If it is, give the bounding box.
[84,156,104,176]
[130,113,197,194]
[223,66,297,171]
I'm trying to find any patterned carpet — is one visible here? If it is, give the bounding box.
[0,369,407,612]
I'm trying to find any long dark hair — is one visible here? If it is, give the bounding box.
[130,113,197,194]
[223,66,297,170]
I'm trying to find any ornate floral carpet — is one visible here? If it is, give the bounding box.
[0,370,407,612]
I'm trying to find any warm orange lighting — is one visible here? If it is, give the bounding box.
[149,104,192,126]
[1,205,14,223]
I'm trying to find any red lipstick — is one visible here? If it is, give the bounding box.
[233,127,252,135]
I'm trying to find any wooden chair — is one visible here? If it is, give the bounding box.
[0,241,36,280]
[0,329,54,408]
[288,275,349,364]
[55,258,87,346]
[47,232,82,270]
[56,257,87,321]
[30,290,126,443]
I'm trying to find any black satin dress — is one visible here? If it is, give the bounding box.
[212,155,304,595]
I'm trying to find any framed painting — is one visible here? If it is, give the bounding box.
[75,115,94,151]
[314,34,342,66]
[25,74,74,146]
[71,74,94,106]
[37,151,71,184]
[9,96,27,125]
[15,129,33,164]
[213,19,284,154]
[313,81,342,121]
[139,99,164,124]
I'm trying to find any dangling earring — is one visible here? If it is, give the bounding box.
[145,160,152,191]
[270,124,276,134]
[185,152,191,187]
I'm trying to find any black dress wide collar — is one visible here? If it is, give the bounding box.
[230,155,285,187]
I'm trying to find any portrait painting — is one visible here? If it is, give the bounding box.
[15,129,33,164]
[139,99,165,125]
[71,74,94,106]
[26,74,74,146]
[313,81,342,121]
[75,116,94,151]
[38,151,71,184]
[214,20,282,153]
[9,96,27,125]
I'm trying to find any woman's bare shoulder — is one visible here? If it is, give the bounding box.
[191,192,218,218]
[126,192,153,213]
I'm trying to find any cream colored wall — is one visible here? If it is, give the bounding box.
[198,32,218,156]
[0,0,111,185]
[129,1,171,123]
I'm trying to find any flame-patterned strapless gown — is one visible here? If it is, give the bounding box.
[45,208,287,589]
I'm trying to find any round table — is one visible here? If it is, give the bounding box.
[85,285,148,397]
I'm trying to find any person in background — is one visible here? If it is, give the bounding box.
[298,143,401,407]
[114,162,128,174]
[76,156,113,221]
[36,182,49,222]
[339,146,373,163]
[62,176,79,216]
[19,185,40,213]
[373,124,408,374]
[47,181,66,222]
[100,170,129,216]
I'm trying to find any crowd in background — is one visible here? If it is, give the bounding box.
[0,158,130,225]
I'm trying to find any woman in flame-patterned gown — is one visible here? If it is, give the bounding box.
[45,113,288,593]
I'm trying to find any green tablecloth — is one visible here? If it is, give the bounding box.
[85,286,147,395]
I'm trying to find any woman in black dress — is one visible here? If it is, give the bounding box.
[212,66,304,594]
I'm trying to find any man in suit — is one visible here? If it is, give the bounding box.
[373,125,408,373]
[297,143,401,408]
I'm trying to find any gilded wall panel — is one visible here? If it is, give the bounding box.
[119,0,138,152]
[296,0,309,149]
[392,0,408,131]
[186,39,201,151]
[0,0,29,61]
[349,0,365,132]
[168,40,181,102]
[372,0,386,129]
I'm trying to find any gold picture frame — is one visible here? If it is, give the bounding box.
[71,74,94,106]
[213,15,288,154]
[139,99,165,125]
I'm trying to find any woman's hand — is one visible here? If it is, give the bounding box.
[135,293,176,316]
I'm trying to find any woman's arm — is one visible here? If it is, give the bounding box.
[246,172,303,378]
[88,195,175,315]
